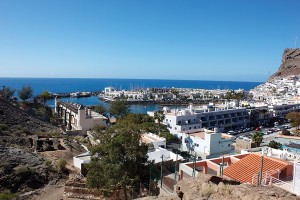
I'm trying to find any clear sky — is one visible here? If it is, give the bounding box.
[0,0,299,82]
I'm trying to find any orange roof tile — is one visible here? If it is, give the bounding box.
[223,154,289,184]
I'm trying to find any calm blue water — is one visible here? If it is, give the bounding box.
[0,78,262,113]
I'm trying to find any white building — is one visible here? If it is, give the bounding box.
[141,133,166,148]
[148,104,249,136]
[181,128,234,159]
[141,133,183,163]
[268,103,300,117]
[147,147,183,163]
[73,151,91,170]
[55,99,108,134]
[74,132,182,169]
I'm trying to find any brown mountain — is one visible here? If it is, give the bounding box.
[269,48,300,81]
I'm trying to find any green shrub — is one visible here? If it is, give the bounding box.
[0,124,8,131]
[282,129,290,136]
[56,158,67,173]
[0,193,16,200]
[44,160,52,167]
[14,166,31,175]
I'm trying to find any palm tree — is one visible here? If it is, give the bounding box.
[252,132,263,147]
[154,110,165,134]
[40,91,51,106]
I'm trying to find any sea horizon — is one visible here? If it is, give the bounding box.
[0,77,263,95]
[0,77,263,84]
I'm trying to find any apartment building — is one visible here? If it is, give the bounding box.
[148,104,250,136]
[55,99,108,134]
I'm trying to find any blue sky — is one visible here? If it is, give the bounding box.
[0,0,299,82]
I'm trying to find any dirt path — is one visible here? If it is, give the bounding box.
[29,139,85,200]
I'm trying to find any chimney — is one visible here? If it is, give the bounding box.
[214,127,218,133]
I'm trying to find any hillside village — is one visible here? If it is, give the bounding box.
[1,49,300,199]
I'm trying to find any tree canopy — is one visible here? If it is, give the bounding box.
[18,86,33,101]
[286,112,300,129]
[93,104,107,116]
[108,100,130,119]
[87,121,149,199]
[224,90,245,100]
[39,90,51,105]
[252,132,263,147]
[154,110,165,133]
[268,140,282,149]
[1,87,15,100]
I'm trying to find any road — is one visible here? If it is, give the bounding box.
[233,126,293,144]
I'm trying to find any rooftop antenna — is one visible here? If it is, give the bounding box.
[295,37,298,49]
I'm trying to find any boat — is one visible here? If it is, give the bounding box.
[70,92,91,98]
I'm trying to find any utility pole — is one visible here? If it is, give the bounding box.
[192,152,197,177]
[174,151,178,186]
[219,156,224,177]
[161,155,163,187]
[259,155,264,186]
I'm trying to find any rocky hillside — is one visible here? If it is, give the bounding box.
[140,174,299,200]
[0,146,57,193]
[269,48,300,81]
[0,99,59,137]
[0,99,62,194]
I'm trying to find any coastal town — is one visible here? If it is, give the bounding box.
[1,49,300,199]
[1,1,300,199]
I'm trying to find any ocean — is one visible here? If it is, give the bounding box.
[0,78,262,113]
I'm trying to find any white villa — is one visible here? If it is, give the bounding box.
[181,128,234,159]
[141,133,184,163]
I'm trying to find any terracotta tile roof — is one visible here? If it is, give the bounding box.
[223,154,289,184]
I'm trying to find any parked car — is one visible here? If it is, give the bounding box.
[264,130,272,135]
[227,130,235,135]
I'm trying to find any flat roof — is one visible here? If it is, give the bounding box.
[141,133,165,144]
[189,132,206,139]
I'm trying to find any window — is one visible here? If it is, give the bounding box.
[177,121,181,125]
[194,143,199,147]
[194,126,196,129]
[175,127,177,130]
[228,144,231,147]
[194,119,196,121]
[189,127,191,130]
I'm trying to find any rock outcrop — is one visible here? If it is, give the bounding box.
[0,146,59,193]
[140,174,299,200]
[269,48,300,81]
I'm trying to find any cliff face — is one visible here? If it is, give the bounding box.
[269,48,300,81]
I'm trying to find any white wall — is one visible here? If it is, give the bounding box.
[181,132,233,158]
[73,152,91,170]
[147,148,183,163]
